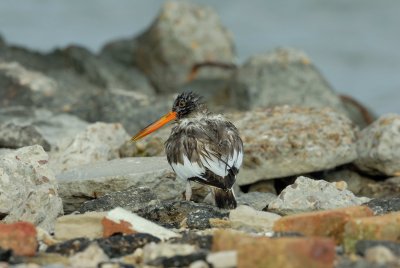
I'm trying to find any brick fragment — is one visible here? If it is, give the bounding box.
[0,222,37,256]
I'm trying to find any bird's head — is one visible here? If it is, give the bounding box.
[131,92,202,141]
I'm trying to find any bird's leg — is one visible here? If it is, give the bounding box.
[185,181,192,201]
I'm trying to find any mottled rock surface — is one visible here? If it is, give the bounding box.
[0,145,63,231]
[268,176,369,215]
[50,122,129,173]
[236,106,358,185]
[236,191,277,210]
[355,114,400,176]
[57,157,183,213]
[229,48,346,114]
[133,0,235,92]
[364,197,400,215]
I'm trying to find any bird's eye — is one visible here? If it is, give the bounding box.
[179,101,186,108]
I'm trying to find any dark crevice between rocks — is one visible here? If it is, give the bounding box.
[0,212,8,221]
[146,251,208,268]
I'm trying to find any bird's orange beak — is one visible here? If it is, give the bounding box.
[131,111,177,141]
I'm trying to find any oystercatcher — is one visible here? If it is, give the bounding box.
[131,92,243,209]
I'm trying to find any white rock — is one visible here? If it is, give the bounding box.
[268,176,370,215]
[106,207,180,240]
[0,145,63,231]
[54,212,107,241]
[206,251,237,268]
[229,205,281,232]
[69,243,109,268]
[143,242,196,263]
[50,122,129,173]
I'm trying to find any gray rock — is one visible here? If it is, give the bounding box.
[133,0,235,92]
[322,169,400,198]
[236,191,277,211]
[356,240,400,257]
[57,157,184,213]
[355,114,400,176]
[364,197,400,215]
[268,176,370,215]
[78,186,159,213]
[229,48,347,114]
[0,145,63,231]
[0,106,88,151]
[229,205,281,232]
[49,122,129,173]
[136,200,229,229]
[236,106,358,185]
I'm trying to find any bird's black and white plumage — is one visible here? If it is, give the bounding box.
[132,92,243,209]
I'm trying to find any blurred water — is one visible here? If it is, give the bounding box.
[0,0,399,115]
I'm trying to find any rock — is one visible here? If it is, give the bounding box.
[79,186,158,213]
[364,197,400,215]
[54,212,107,241]
[206,251,237,268]
[98,262,136,268]
[20,253,70,267]
[46,238,91,256]
[273,206,374,244]
[0,106,88,151]
[136,200,229,229]
[133,0,235,92]
[247,180,277,194]
[229,48,347,114]
[169,231,213,250]
[96,233,160,258]
[343,212,400,253]
[189,260,210,268]
[355,114,400,176]
[364,246,398,266]
[102,207,180,240]
[50,122,129,173]
[0,145,63,231]
[268,176,370,215]
[235,106,358,185]
[0,222,37,257]
[229,205,281,232]
[148,251,208,267]
[57,157,183,213]
[356,240,400,257]
[68,243,109,268]
[212,230,336,268]
[143,243,198,265]
[236,192,277,211]
[97,89,171,134]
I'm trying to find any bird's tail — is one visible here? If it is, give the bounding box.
[213,188,237,209]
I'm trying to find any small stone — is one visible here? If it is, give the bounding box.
[236,192,277,211]
[68,243,109,268]
[230,205,281,232]
[136,200,228,229]
[364,197,400,215]
[103,207,180,240]
[212,230,336,268]
[96,233,160,258]
[50,122,129,173]
[268,176,370,215]
[143,242,198,265]
[46,238,91,256]
[54,212,107,241]
[189,260,210,268]
[20,252,70,267]
[364,245,397,265]
[0,222,37,256]
[355,114,400,176]
[206,251,237,268]
[79,186,158,213]
[273,206,374,244]
[343,212,400,253]
[356,240,400,257]
[235,106,358,185]
[169,231,213,250]
[247,180,276,194]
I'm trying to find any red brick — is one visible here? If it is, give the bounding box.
[273,206,373,244]
[101,217,136,238]
[212,230,336,268]
[343,212,400,253]
[0,222,37,256]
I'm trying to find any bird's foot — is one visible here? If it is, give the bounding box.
[185,181,192,201]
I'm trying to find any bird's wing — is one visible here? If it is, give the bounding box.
[166,120,243,188]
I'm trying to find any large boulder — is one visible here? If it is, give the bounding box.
[49,122,129,173]
[354,114,400,176]
[133,0,235,92]
[229,48,347,114]
[0,106,88,151]
[0,145,63,231]
[236,106,358,185]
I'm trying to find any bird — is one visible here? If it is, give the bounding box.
[131,92,243,209]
